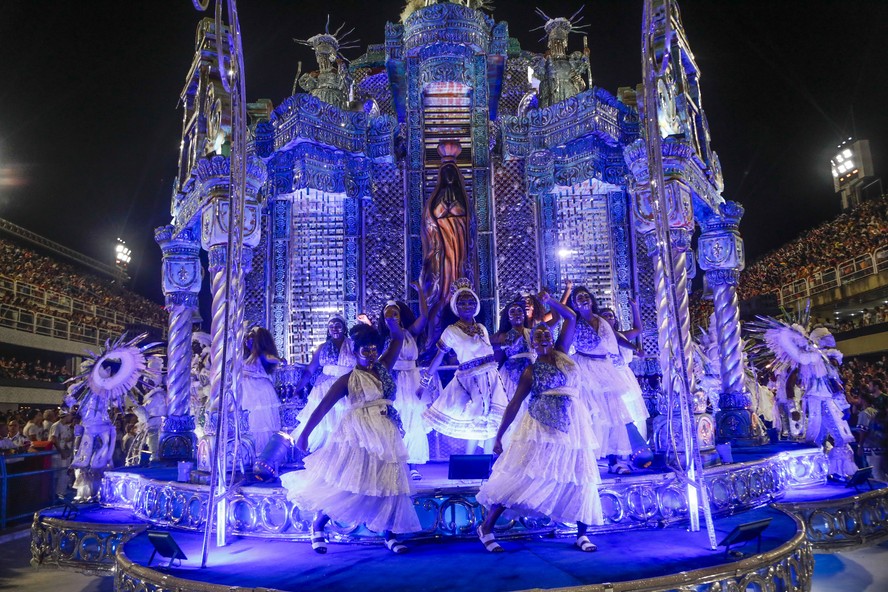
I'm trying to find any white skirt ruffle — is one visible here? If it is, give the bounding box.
[573,355,637,456]
[292,374,346,452]
[477,400,603,525]
[615,365,648,439]
[281,406,421,534]
[423,364,506,440]
[241,375,281,456]
[392,367,431,464]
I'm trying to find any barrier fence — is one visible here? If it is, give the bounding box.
[0,450,65,529]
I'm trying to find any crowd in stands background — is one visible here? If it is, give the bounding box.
[740,197,887,301]
[0,356,70,383]
[840,355,888,477]
[0,237,166,328]
[832,306,888,332]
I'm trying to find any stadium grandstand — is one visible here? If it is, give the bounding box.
[0,218,166,408]
[691,195,887,359]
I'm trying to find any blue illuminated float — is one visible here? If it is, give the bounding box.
[28,1,888,590]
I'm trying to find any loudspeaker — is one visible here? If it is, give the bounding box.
[448,454,493,480]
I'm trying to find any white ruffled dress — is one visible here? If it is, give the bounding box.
[292,339,355,452]
[281,365,422,534]
[615,342,649,439]
[240,358,281,455]
[498,328,534,445]
[477,352,603,525]
[391,332,432,464]
[423,324,507,440]
[571,316,639,456]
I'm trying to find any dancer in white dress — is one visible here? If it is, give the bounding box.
[240,326,282,457]
[494,299,535,400]
[476,294,603,553]
[421,278,507,454]
[291,316,355,452]
[378,281,432,480]
[281,321,421,554]
[570,287,642,474]
[493,299,535,445]
[599,300,649,440]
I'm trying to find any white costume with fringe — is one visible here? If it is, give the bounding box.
[240,358,281,455]
[391,332,432,464]
[571,315,639,456]
[423,324,507,440]
[281,365,421,534]
[477,351,603,525]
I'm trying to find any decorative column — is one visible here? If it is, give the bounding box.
[629,171,717,463]
[195,155,266,473]
[155,225,202,461]
[699,201,766,445]
[527,150,558,290]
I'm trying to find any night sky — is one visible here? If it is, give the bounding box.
[0,1,885,304]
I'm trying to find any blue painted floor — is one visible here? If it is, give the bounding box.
[3,527,886,591]
[114,507,796,592]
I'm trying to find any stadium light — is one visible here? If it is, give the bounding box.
[829,138,874,211]
[115,238,132,270]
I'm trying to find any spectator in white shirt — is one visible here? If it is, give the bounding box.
[23,409,46,442]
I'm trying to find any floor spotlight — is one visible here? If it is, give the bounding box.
[147,530,188,568]
[717,517,772,558]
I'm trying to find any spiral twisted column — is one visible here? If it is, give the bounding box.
[155,225,201,461]
[197,245,252,471]
[668,229,695,399]
[711,273,744,396]
[699,201,764,445]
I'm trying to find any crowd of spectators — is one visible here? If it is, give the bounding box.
[0,356,70,383]
[0,237,166,329]
[841,355,887,473]
[739,197,888,301]
[833,305,888,333]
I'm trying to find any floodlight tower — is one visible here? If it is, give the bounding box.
[115,238,132,272]
[830,138,874,211]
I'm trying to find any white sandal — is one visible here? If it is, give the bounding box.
[576,535,597,552]
[384,538,408,554]
[310,528,327,554]
[477,525,504,553]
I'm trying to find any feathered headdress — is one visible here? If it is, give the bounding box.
[745,315,830,380]
[64,333,165,410]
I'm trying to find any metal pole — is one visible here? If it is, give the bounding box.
[196,0,249,568]
[641,0,716,548]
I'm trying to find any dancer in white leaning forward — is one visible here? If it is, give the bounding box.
[476,293,603,553]
[281,320,421,555]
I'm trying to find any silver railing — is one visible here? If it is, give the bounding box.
[772,245,888,306]
[0,275,165,347]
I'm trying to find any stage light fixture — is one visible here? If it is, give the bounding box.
[717,517,772,557]
[147,530,188,568]
[448,454,493,480]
